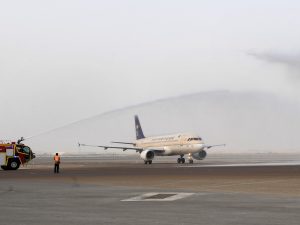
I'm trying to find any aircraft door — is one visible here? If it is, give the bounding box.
[178,135,186,149]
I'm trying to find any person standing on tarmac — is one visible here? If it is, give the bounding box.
[54,153,61,173]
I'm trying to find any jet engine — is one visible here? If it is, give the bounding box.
[192,150,207,160]
[140,150,155,161]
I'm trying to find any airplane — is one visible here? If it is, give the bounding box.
[79,115,225,164]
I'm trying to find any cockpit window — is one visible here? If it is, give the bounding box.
[188,138,202,141]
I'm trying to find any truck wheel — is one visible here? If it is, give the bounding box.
[7,159,20,170]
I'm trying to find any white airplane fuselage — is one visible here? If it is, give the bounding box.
[135,133,205,156]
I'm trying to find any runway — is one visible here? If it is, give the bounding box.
[0,154,300,225]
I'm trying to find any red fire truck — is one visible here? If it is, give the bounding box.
[0,138,35,170]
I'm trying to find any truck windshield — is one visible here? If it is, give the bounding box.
[21,146,30,154]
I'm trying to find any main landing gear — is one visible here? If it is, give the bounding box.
[177,154,194,164]
[144,160,152,164]
[177,155,185,164]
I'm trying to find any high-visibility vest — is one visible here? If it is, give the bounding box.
[54,155,60,162]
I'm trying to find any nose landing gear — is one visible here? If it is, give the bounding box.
[188,153,194,164]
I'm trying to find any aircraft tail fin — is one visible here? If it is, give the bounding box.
[135,115,145,140]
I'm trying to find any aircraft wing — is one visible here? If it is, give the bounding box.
[79,143,144,153]
[111,141,135,145]
[205,144,226,149]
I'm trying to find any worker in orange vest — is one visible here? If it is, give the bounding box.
[53,153,61,173]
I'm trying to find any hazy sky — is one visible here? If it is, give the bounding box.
[1,0,300,139]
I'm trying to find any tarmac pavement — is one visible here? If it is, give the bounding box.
[0,154,300,225]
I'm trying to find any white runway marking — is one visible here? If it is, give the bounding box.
[183,161,300,168]
[122,192,195,202]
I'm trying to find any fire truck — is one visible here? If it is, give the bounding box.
[0,138,35,170]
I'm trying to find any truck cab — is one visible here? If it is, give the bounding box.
[0,141,35,170]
